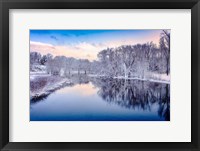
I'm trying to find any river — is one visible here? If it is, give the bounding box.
[30,76,170,121]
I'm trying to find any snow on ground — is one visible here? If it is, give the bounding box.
[88,73,170,84]
[150,73,170,83]
[30,64,48,80]
[130,73,170,84]
[30,73,72,101]
[112,76,170,84]
[124,77,170,84]
[88,74,106,78]
[30,72,50,80]
[30,64,46,72]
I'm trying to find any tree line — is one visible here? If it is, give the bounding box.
[30,30,170,78]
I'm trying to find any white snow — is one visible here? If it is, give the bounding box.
[88,74,170,84]
[88,74,106,77]
[30,78,72,100]
[113,76,170,84]
[30,72,50,81]
[30,64,46,72]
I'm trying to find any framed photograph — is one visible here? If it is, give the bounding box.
[0,0,200,150]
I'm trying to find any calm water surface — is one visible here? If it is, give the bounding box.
[30,76,170,121]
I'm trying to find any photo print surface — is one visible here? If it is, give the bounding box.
[30,29,170,121]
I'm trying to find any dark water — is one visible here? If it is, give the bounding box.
[30,76,170,121]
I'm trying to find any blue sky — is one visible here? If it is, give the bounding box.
[30,29,163,61]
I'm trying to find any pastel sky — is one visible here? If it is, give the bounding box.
[30,30,163,61]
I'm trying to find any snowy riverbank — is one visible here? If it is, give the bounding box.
[113,77,170,84]
[88,73,170,84]
[30,73,72,101]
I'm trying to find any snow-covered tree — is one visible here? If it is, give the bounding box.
[40,55,48,65]
[160,30,170,75]
[30,31,170,79]
[81,59,90,74]
[30,52,41,64]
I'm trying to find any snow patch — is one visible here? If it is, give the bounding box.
[30,75,72,102]
[88,74,170,84]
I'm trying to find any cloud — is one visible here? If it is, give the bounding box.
[30,33,160,61]
[30,41,54,47]
[105,34,160,48]
[30,41,56,55]
[30,41,106,61]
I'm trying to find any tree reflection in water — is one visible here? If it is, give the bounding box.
[30,75,170,121]
[90,78,170,121]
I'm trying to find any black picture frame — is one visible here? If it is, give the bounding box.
[0,0,199,150]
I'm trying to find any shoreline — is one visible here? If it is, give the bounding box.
[30,73,170,102]
[88,74,170,84]
[30,76,72,102]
